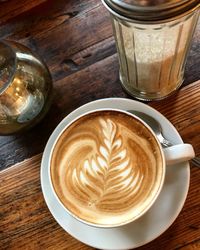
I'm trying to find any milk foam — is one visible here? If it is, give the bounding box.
[51,111,163,226]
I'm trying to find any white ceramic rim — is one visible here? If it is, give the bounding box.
[41,97,190,250]
[48,108,166,228]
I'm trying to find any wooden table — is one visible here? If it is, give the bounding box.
[0,1,200,249]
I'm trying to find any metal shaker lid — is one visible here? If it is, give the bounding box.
[102,0,200,22]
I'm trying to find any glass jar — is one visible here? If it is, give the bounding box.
[102,0,200,100]
[0,40,52,135]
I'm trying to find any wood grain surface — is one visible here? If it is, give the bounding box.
[0,0,199,170]
[1,81,200,250]
[0,0,47,25]
[0,1,200,249]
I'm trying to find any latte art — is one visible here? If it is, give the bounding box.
[51,111,164,226]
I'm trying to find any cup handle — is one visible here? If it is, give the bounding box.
[163,144,195,165]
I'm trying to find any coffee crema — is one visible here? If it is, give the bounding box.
[50,111,164,226]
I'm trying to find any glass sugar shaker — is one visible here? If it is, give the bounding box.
[102,0,200,101]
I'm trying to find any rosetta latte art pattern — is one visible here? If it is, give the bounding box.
[67,118,147,211]
[51,111,162,225]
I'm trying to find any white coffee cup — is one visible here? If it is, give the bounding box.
[48,109,195,228]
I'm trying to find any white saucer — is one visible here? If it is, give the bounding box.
[41,98,190,250]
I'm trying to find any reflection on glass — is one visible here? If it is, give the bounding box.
[0,40,52,135]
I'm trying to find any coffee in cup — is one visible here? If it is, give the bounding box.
[49,109,195,227]
[50,109,165,227]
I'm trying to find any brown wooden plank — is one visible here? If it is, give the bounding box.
[150,81,200,158]
[0,0,111,61]
[0,0,47,24]
[11,3,112,78]
[179,241,200,250]
[0,147,199,250]
[0,154,91,250]
[0,1,199,170]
